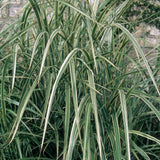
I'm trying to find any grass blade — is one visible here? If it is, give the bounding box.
[29,31,47,69]
[119,89,131,160]
[15,137,22,159]
[98,55,120,71]
[12,44,18,90]
[114,23,160,96]
[112,113,122,159]
[63,84,71,160]
[130,130,160,145]
[29,0,43,30]
[93,0,99,16]
[88,70,104,160]
[1,61,8,127]
[40,75,53,128]
[69,58,83,150]
[86,19,98,72]
[83,103,91,160]
[66,95,89,160]
[0,23,35,50]
[132,141,151,160]
[115,0,130,16]
[38,28,61,81]
[9,77,39,144]
[40,48,82,153]
[131,93,160,121]
[57,0,94,22]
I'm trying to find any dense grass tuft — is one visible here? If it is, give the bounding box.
[0,0,160,159]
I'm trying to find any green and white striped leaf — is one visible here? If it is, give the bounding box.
[119,90,131,160]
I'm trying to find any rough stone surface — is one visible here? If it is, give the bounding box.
[0,6,8,18]
[9,6,22,17]
[134,23,160,49]
[0,0,159,50]
[0,0,25,18]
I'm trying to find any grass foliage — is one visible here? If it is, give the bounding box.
[0,0,160,159]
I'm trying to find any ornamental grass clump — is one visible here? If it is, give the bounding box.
[0,0,160,159]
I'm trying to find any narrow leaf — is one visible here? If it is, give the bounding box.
[119,90,131,160]
[112,113,122,159]
[83,103,91,160]
[114,23,160,96]
[9,77,39,144]
[88,70,103,160]
[131,93,160,121]
[66,95,89,160]
[12,44,18,90]
[40,48,81,153]
[63,84,71,160]
[130,130,160,145]
[39,28,61,81]
[132,141,150,160]
[29,31,47,69]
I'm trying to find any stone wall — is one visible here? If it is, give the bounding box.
[0,0,160,50]
[0,0,25,29]
[135,24,160,48]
